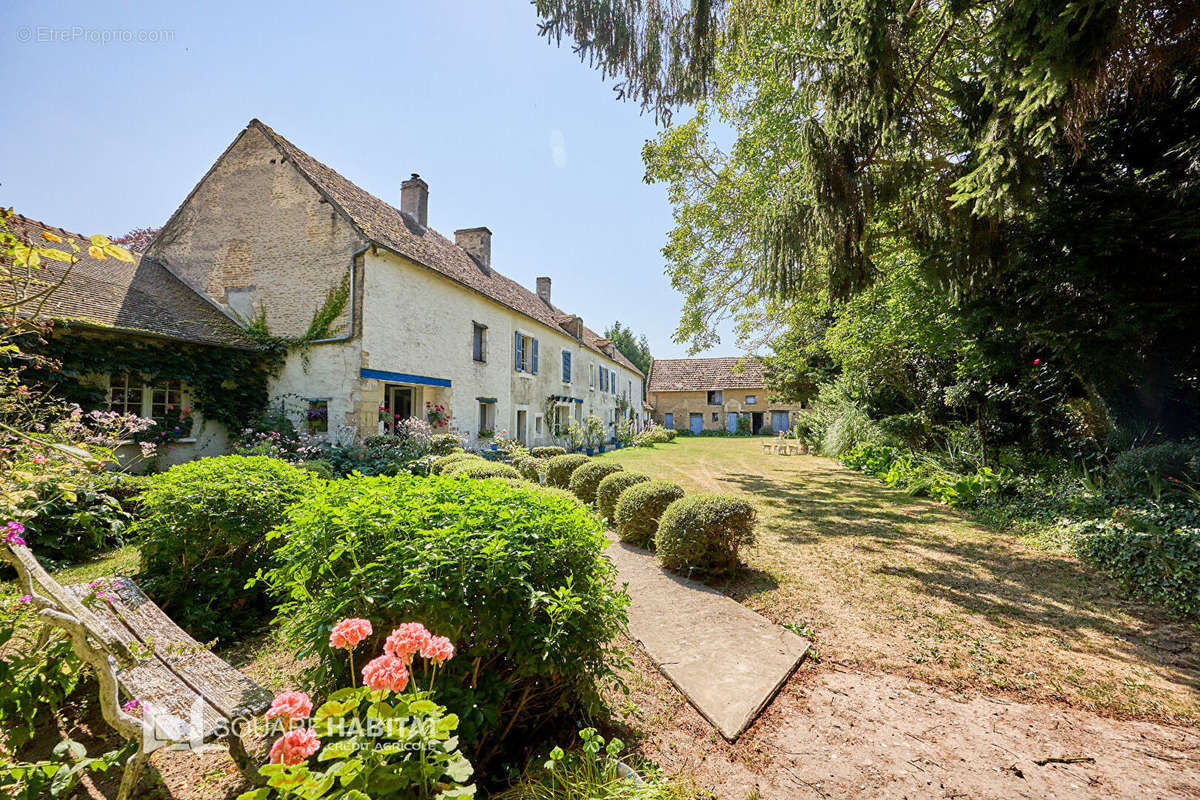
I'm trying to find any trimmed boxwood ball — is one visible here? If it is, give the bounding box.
[496,477,584,505]
[596,472,650,521]
[546,453,591,488]
[656,494,757,575]
[614,480,685,548]
[136,455,317,640]
[430,433,463,456]
[513,455,542,482]
[264,474,627,767]
[449,460,523,480]
[531,446,567,459]
[431,451,482,474]
[568,462,624,505]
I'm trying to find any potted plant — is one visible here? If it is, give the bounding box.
[425,401,450,428]
[581,413,605,456]
[478,426,494,444]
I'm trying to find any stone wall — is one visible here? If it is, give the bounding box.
[649,389,805,433]
[147,125,367,339]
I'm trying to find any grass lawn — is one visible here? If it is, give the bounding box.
[596,437,1200,724]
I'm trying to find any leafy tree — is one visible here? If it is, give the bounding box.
[110,226,160,252]
[603,321,653,378]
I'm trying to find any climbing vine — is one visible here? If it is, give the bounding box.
[16,327,285,433]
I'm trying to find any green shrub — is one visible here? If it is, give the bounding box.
[0,601,88,751]
[298,458,335,479]
[512,455,542,482]
[546,454,591,488]
[531,446,567,459]
[1106,442,1198,496]
[568,462,624,505]
[263,475,628,765]
[656,494,756,575]
[449,460,523,480]
[841,443,901,475]
[596,472,650,521]
[1073,502,1200,617]
[496,478,584,506]
[614,480,685,547]
[431,433,463,456]
[136,455,316,641]
[663,429,677,442]
[432,452,483,475]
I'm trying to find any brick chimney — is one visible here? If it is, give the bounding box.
[401,173,428,227]
[455,227,492,270]
[536,276,552,305]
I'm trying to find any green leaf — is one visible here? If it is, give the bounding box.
[235,790,271,800]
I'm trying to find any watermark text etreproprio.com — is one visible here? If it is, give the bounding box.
[15,25,175,45]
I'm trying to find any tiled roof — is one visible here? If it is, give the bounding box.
[250,120,643,378]
[647,357,765,393]
[8,215,257,349]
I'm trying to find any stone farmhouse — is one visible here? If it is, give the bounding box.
[21,119,645,456]
[647,357,805,435]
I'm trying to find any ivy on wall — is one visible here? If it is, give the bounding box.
[17,328,285,433]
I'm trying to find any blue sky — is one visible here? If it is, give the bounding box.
[1,0,738,359]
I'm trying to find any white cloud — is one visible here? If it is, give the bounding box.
[549,129,567,168]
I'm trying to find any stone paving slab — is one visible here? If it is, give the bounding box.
[606,535,809,740]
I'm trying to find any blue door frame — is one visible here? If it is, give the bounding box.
[664,412,674,429]
[771,411,789,432]
[727,412,739,433]
[689,414,704,435]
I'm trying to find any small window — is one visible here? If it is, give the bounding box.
[707,390,723,405]
[535,415,543,435]
[306,399,329,434]
[711,412,718,422]
[108,373,144,416]
[562,350,572,383]
[478,401,493,433]
[745,394,757,405]
[514,333,538,373]
[589,364,595,388]
[472,323,487,362]
[150,379,182,422]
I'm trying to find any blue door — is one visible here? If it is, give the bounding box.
[689,414,704,434]
[771,411,789,432]
[727,413,739,433]
[664,413,673,429]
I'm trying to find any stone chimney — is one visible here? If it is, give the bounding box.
[455,227,492,270]
[536,276,552,305]
[401,173,428,227]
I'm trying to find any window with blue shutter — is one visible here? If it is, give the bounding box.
[514,331,523,372]
[531,338,539,374]
[562,350,571,382]
[600,367,606,392]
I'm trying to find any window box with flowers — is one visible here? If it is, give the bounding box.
[425,402,450,428]
[477,427,495,440]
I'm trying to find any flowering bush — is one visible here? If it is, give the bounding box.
[238,620,474,800]
[426,402,451,428]
[262,475,628,769]
[136,456,317,640]
[430,433,464,456]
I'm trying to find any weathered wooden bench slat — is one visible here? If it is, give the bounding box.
[65,582,227,743]
[68,579,273,723]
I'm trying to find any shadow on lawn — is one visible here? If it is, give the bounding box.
[720,463,1200,696]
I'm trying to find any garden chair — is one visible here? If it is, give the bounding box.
[1,542,273,800]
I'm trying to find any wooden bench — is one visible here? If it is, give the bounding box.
[2,542,273,799]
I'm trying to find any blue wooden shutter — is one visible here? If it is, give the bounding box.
[514,331,523,372]
[531,338,539,374]
[562,350,571,382]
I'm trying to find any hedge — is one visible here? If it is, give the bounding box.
[512,455,542,482]
[137,455,317,640]
[596,472,651,521]
[431,452,483,474]
[568,462,624,505]
[546,454,591,488]
[449,461,523,480]
[531,446,568,459]
[614,480,685,548]
[656,494,756,575]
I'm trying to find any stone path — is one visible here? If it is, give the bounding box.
[606,536,809,740]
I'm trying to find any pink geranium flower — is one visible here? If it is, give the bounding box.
[384,622,432,663]
[122,698,142,715]
[329,618,372,650]
[421,635,455,665]
[361,654,409,693]
[265,690,313,724]
[269,728,321,765]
